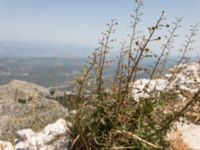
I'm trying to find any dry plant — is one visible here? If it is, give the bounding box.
[166,23,199,85]
[14,88,18,103]
[70,0,200,149]
[147,17,182,90]
[32,89,36,119]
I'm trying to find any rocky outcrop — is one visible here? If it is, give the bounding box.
[0,80,69,141]
[131,78,168,101]
[0,80,49,100]
[0,119,71,150]
[131,61,200,101]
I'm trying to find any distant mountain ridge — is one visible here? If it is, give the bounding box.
[0,41,92,58]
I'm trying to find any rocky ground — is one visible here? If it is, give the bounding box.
[131,61,200,101]
[0,61,200,149]
[0,80,69,141]
[0,119,71,150]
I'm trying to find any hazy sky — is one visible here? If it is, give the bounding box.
[0,0,199,48]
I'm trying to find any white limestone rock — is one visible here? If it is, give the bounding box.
[15,118,71,150]
[16,129,35,141]
[131,61,200,101]
[166,61,200,92]
[131,79,168,101]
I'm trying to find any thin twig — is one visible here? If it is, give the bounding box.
[70,135,80,150]
[116,130,162,149]
[112,146,137,149]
